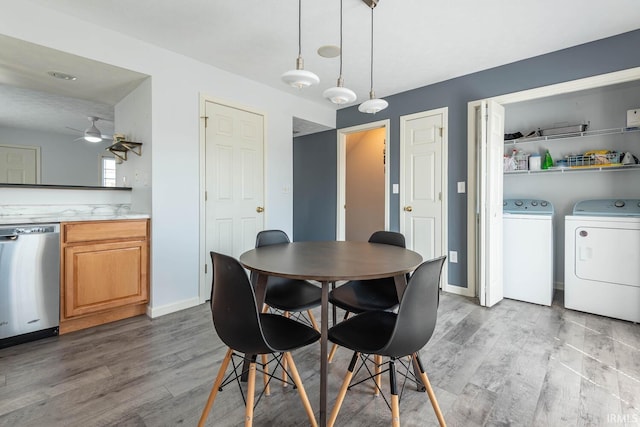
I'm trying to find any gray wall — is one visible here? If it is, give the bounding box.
[294,29,640,287]
[0,126,111,186]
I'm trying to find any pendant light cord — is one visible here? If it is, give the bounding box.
[369,6,374,93]
[339,0,344,79]
[298,0,302,57]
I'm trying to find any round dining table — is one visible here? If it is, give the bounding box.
[239,240,423,427]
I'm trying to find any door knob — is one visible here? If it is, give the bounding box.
[404,206,413,212]
[256,206,264,213]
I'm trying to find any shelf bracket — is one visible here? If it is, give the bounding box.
[106,141,143,162]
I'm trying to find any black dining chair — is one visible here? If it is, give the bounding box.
[198,252,320,427]
[327,256,447,427]
[328,230,406,363]
[252,230,322,331]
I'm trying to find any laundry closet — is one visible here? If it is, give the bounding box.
[502,79,640,290]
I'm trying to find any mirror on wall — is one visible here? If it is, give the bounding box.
[0,34,148,187]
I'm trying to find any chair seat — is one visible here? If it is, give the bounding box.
[265,278,322,312]
[328,310,396,355]
[329,278,399,314]
[261,313,320,352]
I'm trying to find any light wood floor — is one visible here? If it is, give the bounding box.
[1,291,639,427]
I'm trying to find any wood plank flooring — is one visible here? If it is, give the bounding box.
[1,291,639,426]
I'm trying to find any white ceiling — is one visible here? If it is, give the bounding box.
[3,0,640,137]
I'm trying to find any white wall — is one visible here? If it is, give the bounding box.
[115,77,152,214]
[1,2,336,313]
[0,126,110,186]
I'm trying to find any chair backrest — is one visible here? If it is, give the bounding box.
[368,231,405,248]
[378,256,446,358]
[210,251,271,355]
[255,229,290,247]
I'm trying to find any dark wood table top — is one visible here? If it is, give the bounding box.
[239,240,423,282]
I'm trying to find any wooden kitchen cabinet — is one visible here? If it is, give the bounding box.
[60,219,149,334]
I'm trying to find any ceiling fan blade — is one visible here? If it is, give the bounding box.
[65,126,83,133]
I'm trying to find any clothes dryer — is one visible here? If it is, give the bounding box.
[503,199,554,306]
[565,199,640,322]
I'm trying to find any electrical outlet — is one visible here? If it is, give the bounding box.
[449,250,458,263]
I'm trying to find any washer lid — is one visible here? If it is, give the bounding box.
[573,199,640,216]
[503,199,554,214]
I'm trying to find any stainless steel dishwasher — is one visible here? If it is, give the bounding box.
[0,223,60,348]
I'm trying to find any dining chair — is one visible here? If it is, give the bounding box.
[252,230,322,331]
[328,230,406,363]
[198,252,320,427]
[327,256,447,427]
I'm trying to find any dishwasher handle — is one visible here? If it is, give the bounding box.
[2,235,18,241]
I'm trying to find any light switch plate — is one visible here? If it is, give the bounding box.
[392,184,399,194]
[449,250,458,263]
[628,109,640,128]
[457,181,466,193]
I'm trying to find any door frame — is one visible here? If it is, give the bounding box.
[466,66,640,299]
[198,94,267,303]
[399,108,449,292]
[336,119,390,240]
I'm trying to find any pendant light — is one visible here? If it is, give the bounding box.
[281,0,319,89]
[323,0,357,105]
[358,4,388,114]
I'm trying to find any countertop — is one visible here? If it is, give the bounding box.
[0,213,150,225]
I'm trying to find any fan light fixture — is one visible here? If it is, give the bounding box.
[358,3,388,114]
[84,116,103,143]
[323,0,356,105]
[281,0,319,89]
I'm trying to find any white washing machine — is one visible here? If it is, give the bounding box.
[565,199,640,323]
[503,199,554,306]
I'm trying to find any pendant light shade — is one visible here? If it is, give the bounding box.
[281,0,319,89]
[324,0,356,105]
[359,4,388,114]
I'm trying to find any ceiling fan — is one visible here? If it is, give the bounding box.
[67,116,113,143]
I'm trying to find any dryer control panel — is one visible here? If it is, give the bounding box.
[573,199,640,217]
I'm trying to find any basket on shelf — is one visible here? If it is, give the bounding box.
[566,151,621,168]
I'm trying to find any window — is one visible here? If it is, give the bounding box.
[102,156,117,187]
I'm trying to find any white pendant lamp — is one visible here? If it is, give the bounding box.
[359,4,388,114]
[281,0,319,89]
[323,0,357,105]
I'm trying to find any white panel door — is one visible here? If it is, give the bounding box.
[400,109,446,268]
[204,101,264,299]
[0,145,39,184]
[478,100,504,307]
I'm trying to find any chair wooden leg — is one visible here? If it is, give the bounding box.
[413,353,446,427]
[328,351,359,427]
[328,311,350,363]
[374,354,382,396]
[389,358,400,427]
[198,348,233,427]
[261,354,270,396]
[282,311,290,387]
[307,309,319,331]
[245,360,257,427]
[284,352,318,427]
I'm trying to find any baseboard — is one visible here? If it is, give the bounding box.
[444,283,474,297]
[147,297,201,318]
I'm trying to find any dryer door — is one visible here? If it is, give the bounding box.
[574,226,640,287]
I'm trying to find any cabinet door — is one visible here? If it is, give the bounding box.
[64,240,148,318]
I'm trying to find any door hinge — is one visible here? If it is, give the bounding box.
[205,191,208,201]
[440,127,444,137]
[201,115,209,128]
[205,264,208,274]
[439,192,442,201]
